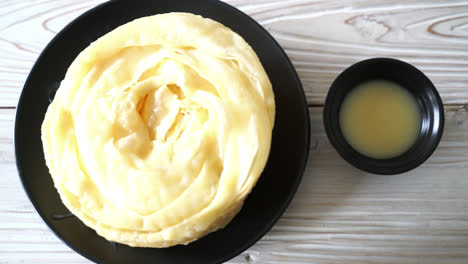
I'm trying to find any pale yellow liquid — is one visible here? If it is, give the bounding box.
[339,80,421,159]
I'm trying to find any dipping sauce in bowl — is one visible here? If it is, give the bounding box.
[323,58,444,175]
[339,80,421,159]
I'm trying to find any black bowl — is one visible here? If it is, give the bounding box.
[14,0,310,263]
[323,58,444,175]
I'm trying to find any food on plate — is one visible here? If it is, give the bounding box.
[41,12,275,247]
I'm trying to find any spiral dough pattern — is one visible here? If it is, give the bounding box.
[41,13,275,247]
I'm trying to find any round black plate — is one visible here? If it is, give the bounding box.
[15,0,310,263]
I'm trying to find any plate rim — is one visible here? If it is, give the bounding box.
[14,0,311,263]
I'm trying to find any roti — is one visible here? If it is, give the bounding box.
[41,12,274,247]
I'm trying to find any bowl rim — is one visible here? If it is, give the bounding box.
[323,57,444,175]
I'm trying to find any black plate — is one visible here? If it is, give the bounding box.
[15,0,310,263]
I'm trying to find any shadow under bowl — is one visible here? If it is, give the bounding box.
[323,57,444,175]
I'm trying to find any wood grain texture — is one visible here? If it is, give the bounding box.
[2,107,468,264]
[2,0,468,263]
[1,0,468,107]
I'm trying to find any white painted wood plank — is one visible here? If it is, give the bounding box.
[2,0,468,263]
[0,0,108,107]
[2,107,468,264]
[1,0,468,107]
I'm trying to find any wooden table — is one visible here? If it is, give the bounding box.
[2,1,468,263]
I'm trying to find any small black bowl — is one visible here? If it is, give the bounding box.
[323,58,444,175]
